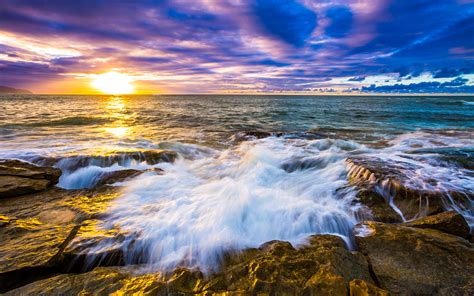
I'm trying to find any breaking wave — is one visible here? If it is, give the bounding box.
[99,137,365,271]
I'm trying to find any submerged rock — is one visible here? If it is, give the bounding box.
[406,147,474,170]
[0,159,61,198]
[405,210,471,239]
[346,157,471,221]
[354,221,474,295]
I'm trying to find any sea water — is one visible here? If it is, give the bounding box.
[1,94,473,270]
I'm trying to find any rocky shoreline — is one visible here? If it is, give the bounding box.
[0,153,473,295]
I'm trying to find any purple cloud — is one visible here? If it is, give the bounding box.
[0,0,472,93]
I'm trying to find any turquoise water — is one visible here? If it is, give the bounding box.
[1,95,473,153]
[0,95,473,270]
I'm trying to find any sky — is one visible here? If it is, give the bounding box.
[0,0,473,94]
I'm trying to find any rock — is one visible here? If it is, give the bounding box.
[5,235,376,295]
[281,157,329,173]
[219,235,374,294]
[61,219,127,272]
[0,159,61,198]
[354,221,474,295]
[39,150,178,172]
[4,266,166,296]
[0,214,10,227]
[166,267,205,293]
[346,157,471,221]
[93,169,142,187]
[406,147,474,170]
[0,187,121,292]
[0,222,79,292]
[91,167,164,188]
[355,186,403,223]
[349,279,390,296]
[61,187,121,218]
[231,130,274,142]
[406,211,471,239]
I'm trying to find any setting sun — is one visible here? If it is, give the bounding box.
[91,72,134,94]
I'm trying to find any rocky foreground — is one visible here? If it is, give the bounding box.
[0,155,473,295]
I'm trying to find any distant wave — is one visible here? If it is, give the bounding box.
[1,116,112,128]
[30,116,112,126]
[429,100,474,106]
[461,100,474,106]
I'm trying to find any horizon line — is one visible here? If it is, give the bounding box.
[3,93,474,96]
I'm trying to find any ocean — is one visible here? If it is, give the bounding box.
[1,94,473,270]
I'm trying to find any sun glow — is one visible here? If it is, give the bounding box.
[91,72,135,94]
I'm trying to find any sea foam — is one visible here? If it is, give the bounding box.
[100,137,363,271]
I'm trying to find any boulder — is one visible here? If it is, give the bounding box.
[0,159,61,198]
[346,157,471,221]
[354,221,474,295]
[406,211,471,239]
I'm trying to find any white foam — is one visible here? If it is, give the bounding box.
[102,137,363,271]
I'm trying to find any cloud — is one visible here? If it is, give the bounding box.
[360,77,473,93]
[348,76,366,82]
[0,0,472,93]
[325,6,353,38]
[433,67,474,78]
[252,0,317,47]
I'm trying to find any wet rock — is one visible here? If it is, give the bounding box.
[349,279,390,296]
[61,219,127,272]
[231,130,274,142]
[354,221,474,295]
[0,159,61,198]
[406,147,474,170]
[5,235,375,294]
[4,266,166,296]
[0,214,11,227]
[61,188,121,218]
[219,235,374,294]
[0,187,121,292]
[0,222,80,292]
[93,169,142,187]
[346,157,470,220]
[36,149,178,171]
[281,157,329,173]
[355,186,403,223]
[406,210,471,239]
[91,167,164,188]
[167,267,205,293]
[7,235,374,295]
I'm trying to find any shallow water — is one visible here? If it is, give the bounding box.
[1,94,473,271]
